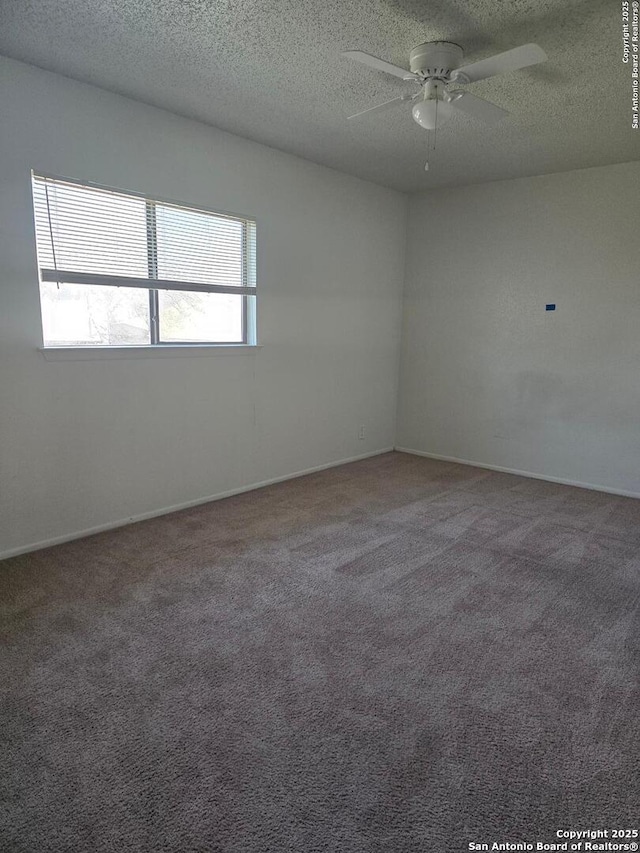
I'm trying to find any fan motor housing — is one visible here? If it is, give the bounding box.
[409,41,463,77]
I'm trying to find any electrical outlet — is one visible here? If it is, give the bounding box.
[358,425,365,440]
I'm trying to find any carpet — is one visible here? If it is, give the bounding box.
[1,451,639,852]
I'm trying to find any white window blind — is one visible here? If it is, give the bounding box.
[32,174,256,347]
[32,174,256,296]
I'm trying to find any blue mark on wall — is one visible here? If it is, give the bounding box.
[545,304,556,311]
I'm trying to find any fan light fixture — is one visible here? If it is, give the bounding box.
[411,79,457,130]
[411,97,456,130]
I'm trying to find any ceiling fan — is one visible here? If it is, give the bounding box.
[343,41,547,131]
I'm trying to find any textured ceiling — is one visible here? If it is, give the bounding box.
[0,0,636,192]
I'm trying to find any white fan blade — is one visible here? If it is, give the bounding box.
[449,91,509,124]
[342,50,418,81]
[453,43,547,84]
[347,93,416,120]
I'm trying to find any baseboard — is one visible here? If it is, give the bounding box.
[394,447,640,500]
[1,447,394,561]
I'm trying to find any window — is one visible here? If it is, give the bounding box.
[32,174,256,347]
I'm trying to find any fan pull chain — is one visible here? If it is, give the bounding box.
[425,98,438,171]
[433,96,438,151]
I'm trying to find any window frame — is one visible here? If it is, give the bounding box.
[32,172,257,349]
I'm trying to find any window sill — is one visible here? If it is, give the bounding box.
[39,344,262,361]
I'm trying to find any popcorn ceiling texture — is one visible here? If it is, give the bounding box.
[0,0,635,191]
[1,452,639,851]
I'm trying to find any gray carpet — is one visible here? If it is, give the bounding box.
[1,451,639,852]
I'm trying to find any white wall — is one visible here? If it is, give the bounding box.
[0,56,407,557]
[397,162,640,496]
